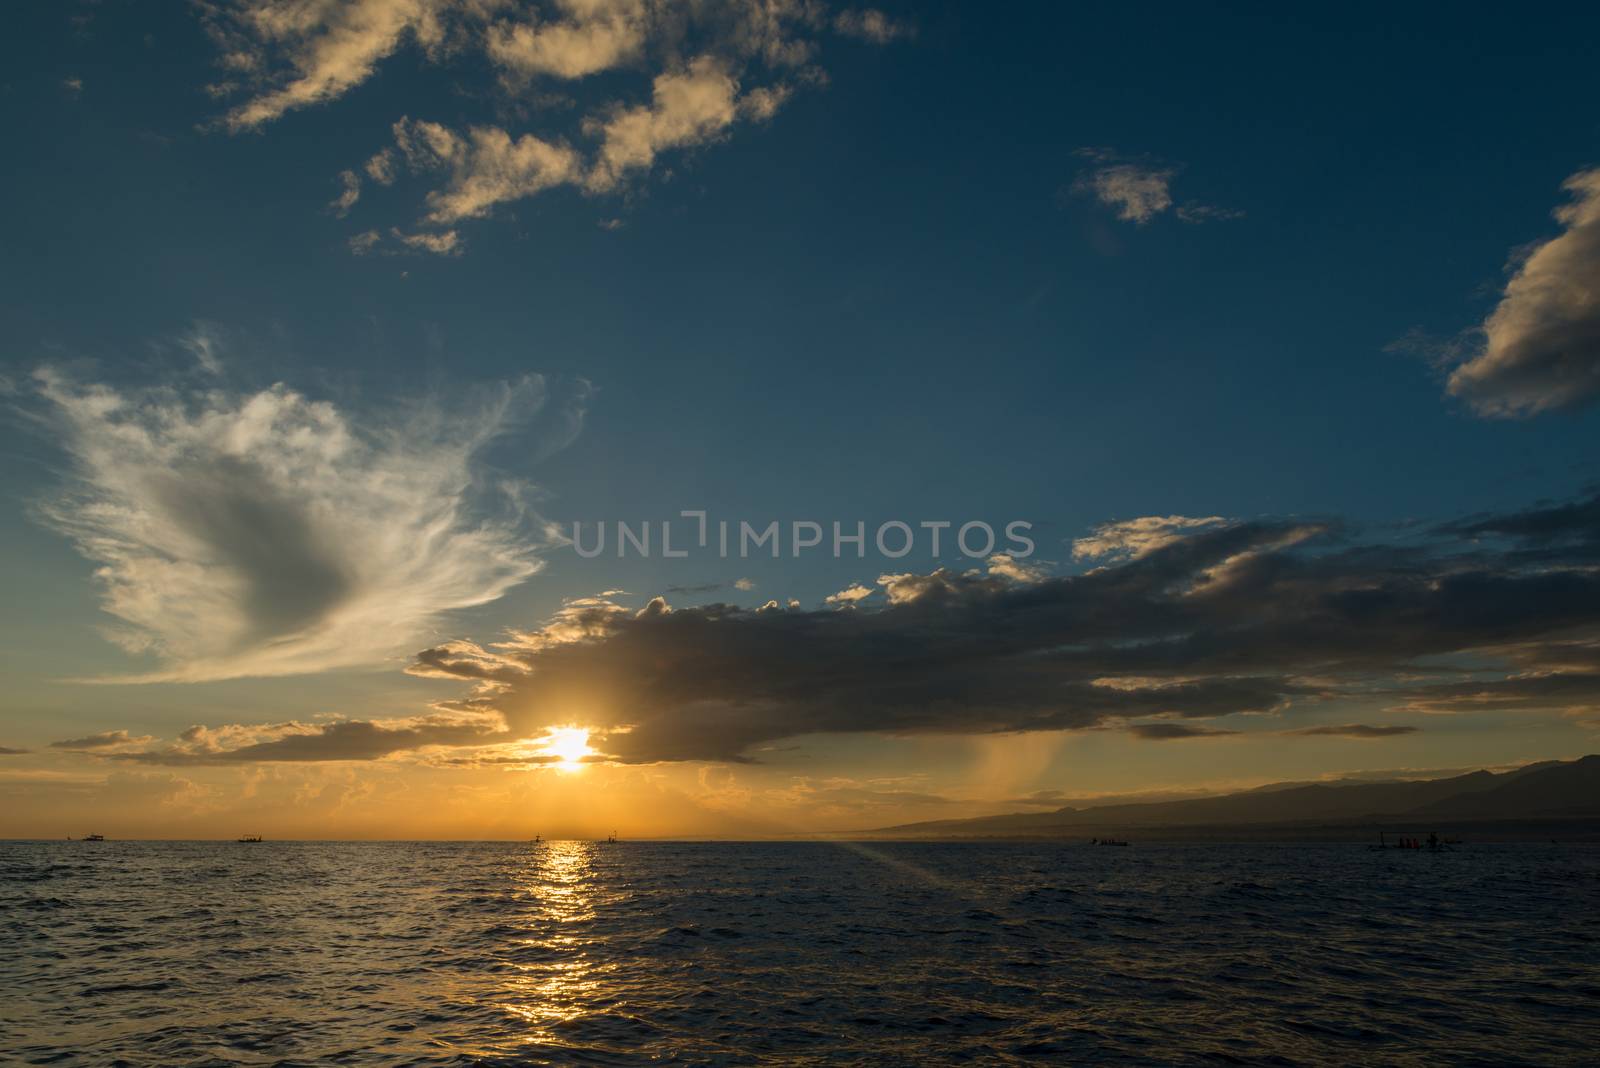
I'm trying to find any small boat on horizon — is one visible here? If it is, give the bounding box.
[79,834,105,842]
[237,834,263,843]
[1371,831,1454,851]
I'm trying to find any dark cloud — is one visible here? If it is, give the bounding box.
[0,746,29,755]
[96,488,1600,767]
[1444,493,1600,545]
[1128,723,1241,741]
[427,753,573,768]
[112,717,504,766]
[1391,669,1600,715]
[50,729,150,751]
[1003,789,1071,806]
[399,488,1600,764]
[1284,724,1419,738]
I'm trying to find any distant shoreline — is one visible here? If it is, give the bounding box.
[6,818,1600,845]
[834,816,1600,844]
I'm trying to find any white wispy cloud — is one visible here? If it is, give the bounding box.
[1446,168,1600,417]
[31,365,587,681]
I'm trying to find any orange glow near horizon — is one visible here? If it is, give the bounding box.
[539,727,595,773]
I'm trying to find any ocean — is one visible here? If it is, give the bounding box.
[2,840,1596,1065]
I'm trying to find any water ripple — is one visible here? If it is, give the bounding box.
[1,841,1596,1065]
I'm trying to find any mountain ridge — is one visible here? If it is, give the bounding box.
[863,755,1600,837]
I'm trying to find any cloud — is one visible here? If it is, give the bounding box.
[1071,149,1238,226]
[832,9,911,43]
[29,366,588,681]
[111,715,504,765]
[207,0,453,131]
[485,0,649,81]
[1388,667,1600,716]
[393,117,583,224]
[1175,202,1246,223]
[392,227,463,254]
[179,322,226,375]
[1284,724,1419,738]
[825,583,875,606]
[349,229,383,254]
[1078,163,1175,225]
[985,552,1045,583]
[1446,169,1600,417]
[584,56,745,192]
[366,148,398,184]
[364,53,786,241]
[0,747,29,756]
[1002,789,1071,806]
[199,1,908,247]
[330,169,361,216]
[50,729,155,751]
[93,485,1600,767]
[1443,493,1600,545]
[665,581,726,595]
[733,577,756,591]
[398,487,1600,764]
[1127,722,1240,741]
[1072,515,1228,561]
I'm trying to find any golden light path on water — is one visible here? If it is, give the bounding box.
[501,839,612,1048]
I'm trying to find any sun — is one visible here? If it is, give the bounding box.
[539,727,595,772]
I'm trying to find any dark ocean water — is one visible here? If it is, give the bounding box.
[2,840,1597,1066]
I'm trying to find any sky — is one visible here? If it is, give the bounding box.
[2,1,1600,839]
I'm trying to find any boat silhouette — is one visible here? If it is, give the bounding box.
[1371,831,1454,851]
[79,834,105,842]
[237,834,263,843]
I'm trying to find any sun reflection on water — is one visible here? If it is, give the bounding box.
[498,840,614,1049]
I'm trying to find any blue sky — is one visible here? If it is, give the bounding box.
[2,1,1599,836]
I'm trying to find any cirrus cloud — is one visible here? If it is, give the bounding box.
[29,364,588,681]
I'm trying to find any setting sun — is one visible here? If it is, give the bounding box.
[6,4,1600,1065]
[539,728,595,772]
